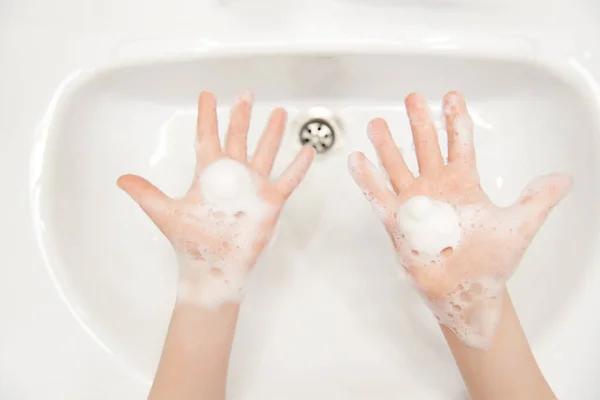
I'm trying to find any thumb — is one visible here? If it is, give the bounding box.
[510,173,572,237]
[117,174,170,220]
[347,151,397,220]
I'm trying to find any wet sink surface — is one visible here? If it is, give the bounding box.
[34,52,599,398]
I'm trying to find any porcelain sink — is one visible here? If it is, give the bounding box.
[30,44,600,398]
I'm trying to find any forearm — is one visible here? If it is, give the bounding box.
[441,290,555,400]
[149,301,240,400]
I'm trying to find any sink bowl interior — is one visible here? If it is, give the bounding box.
[35,52,600,398]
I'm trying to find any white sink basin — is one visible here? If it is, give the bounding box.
[32,46,600,398]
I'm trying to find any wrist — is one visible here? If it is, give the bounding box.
[437,286,506,347]
[177,260,249,310]
[174,293,241,321]
[169,301,240,349]
[150,291,240,400]
[425,279,506,349]
[441,291,555,400]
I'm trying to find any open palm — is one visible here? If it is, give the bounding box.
[349,92,571,346]
[118,91,315,309]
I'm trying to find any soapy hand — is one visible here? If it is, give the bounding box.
[118,91,315,309]
[348,92,571,348]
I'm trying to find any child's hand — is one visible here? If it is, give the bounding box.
[118,91,315,309]
[348,91,571,348]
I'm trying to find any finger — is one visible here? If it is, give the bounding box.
[196,91,221,168]
[347,151,398,219]
[117,174,170,219]
[405,93,444,175]
[510,173,573,238]
[443,91,476,167]
[275,145,316,200]
[251,108,287,176]
[225,90,254,161]
[367,118,414,193]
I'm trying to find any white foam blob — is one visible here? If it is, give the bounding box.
[199,158,266,219]
[397,195,461,257]
[201,158,256,202]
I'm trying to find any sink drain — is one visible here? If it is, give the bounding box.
[298,118,336,154]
